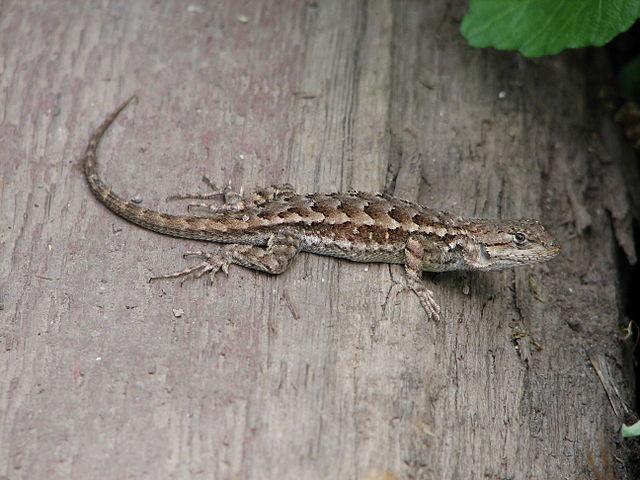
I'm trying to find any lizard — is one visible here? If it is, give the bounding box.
[82,96,561,321]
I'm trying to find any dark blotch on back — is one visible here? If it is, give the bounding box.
[388,207,414,224]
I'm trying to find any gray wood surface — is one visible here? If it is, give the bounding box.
[0,1,636,479]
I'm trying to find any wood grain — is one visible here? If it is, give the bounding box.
[0,1,635,479]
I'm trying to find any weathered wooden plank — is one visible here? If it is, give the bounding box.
[0,1,634,479]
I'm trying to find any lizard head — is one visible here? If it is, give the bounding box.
[462,218,560,271]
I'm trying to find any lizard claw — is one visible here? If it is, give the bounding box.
[406,279,441,322]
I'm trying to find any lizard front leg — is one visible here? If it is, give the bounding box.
[404,237,441,321]
[150,233,301,283]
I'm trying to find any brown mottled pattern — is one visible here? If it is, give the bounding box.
[83,97,560,280]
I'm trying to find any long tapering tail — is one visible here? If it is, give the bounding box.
[82,97,246,241]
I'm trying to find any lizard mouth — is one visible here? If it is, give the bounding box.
[545,242,561,258]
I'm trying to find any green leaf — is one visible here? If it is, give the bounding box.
[461,0,640,57]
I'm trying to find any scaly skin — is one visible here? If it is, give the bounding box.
[83,97,561,320]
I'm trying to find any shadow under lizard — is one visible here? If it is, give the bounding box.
[83,96,560,321]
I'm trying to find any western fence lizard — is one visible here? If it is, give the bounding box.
[83,97,560,320]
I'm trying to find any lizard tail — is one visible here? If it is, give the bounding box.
[83,95,149,226]
[82,97,244,241]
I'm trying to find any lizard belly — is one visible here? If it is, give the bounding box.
[299,233,405,264]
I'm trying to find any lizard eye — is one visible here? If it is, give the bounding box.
[514,232,527,244]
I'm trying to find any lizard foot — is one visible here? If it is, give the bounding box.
[149,236,300,283]
[407,279,441,322]
[149,250,234,285]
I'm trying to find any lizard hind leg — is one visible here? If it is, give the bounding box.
[184,183,298,215]
[167,177,246,214]
[403,237,441,321]
[167,179,297,215]
[148,233,302,285]
[166,175,227,201]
